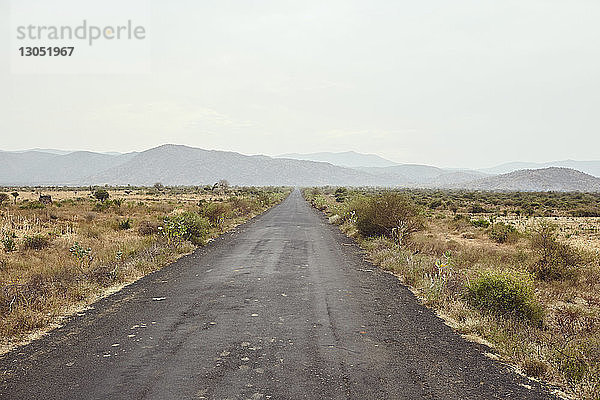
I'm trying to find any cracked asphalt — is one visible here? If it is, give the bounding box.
[0,190,556,399]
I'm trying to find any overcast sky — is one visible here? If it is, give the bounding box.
[1,0,599,168]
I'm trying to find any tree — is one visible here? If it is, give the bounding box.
[11,192,19,204]
[153,182,165,192]
[212,179,230,191]
[94,189,110,203]
[0,193,8,206]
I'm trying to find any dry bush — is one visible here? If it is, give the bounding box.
[352,193,424,245]
[23,234,51,250]
[530,221,582,281]
[138,221,160,236]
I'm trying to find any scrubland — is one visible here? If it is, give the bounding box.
[304,187,600,400]
[0,185,289,350]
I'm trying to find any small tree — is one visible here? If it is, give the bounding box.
[213,179,230,191]
[0,193,8,206]
[11,192,19,204]
[94,189,110,203]
[153,182,165,192]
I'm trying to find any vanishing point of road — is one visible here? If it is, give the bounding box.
[0,190,555,399]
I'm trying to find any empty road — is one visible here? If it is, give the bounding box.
[0,190,554,399]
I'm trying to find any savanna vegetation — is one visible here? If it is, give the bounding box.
[0,184,289,350]
[304,187,600,400]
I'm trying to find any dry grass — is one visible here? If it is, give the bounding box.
[306,189,600,400]
[0,187,289,352]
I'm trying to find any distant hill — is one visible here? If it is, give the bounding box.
[2,146,599,191]
[358,164,443,184]
[86,145,391,186]
[424,170,490,187]
[277,151,398,168]
[460,167,600,192]
[481,160,600,177]
[0,151,136,185]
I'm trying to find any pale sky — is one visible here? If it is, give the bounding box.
[1,0,599,169]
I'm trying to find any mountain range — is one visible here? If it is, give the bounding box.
[277,151,397,168]
[1,145,599,192]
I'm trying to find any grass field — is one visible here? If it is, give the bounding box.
[0,185,290,352]
[304,187,600,400]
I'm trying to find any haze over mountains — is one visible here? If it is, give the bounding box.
[1,145,599,192]
[278,151,398,168]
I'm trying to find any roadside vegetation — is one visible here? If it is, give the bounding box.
[0,184,289,349]
[304,187,600,399]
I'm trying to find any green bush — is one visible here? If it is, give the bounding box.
[352,192,423,245]
[23,234,50,250]
[471,219,490,228]
[310,195,328,211]
[465,270,543,324]
[93,189,110,202]
[118,218,132,230]
[470,204,489,213]
[1,233,16,252]
[488,222,518,243]
[19,201,45,210]
[93,201,113,212]
[163,212,210,245]
[334,187,348,203]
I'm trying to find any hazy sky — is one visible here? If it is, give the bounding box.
[1,0,599,168]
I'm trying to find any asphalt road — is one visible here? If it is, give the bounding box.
[0,190,555,399]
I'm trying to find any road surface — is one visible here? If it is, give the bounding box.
[0,190,555,399]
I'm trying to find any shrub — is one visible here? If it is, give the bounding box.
[352,192,423,245]
[229,197,255,215]
[118,218,132,230]
[23,234,50,250]
[0,193,9,206]
[310,195,328,211]
[93,201,112,212]
[202,203,231,228]
[93,189,109,202]
[112,199,124,208]
[334,187,348,203]
[138,221,159,236]
[465,270,543,324]
[488,222,518,243]
[69,242,93,268]
[19,201,45,210]
[1,233,16,252]
[470,204,488,214]
[257,192,273,207]
[471,219,490,228]
[163,212,209,245]
[569,207,600,217]
[428,199,442,209]
[530,221,581,280]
